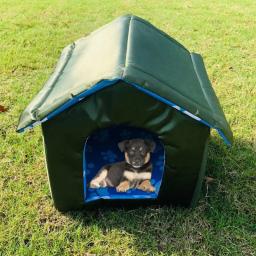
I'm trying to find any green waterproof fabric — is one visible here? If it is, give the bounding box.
[17,15,232,144]
[42,82,210,211]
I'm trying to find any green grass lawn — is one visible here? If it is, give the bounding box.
[0,0,255,255]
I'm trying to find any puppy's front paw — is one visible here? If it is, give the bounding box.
[137,180,155,192]
[89,180,100,188]
[116,181,130,192]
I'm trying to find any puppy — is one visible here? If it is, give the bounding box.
[89,139,156,192]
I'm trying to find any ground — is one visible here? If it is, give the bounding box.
[0,1,255,255]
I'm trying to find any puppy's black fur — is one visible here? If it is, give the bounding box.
[89,138,156,192]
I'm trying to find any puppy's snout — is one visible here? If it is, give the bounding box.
[132,158,143,166]
[133,159,140,164]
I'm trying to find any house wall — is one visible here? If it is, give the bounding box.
[42,81,210,211]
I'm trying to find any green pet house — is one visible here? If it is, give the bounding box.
[17,15,232,211]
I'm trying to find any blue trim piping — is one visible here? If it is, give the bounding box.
[17,78,231,145]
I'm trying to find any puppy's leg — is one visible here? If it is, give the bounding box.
[89,168,108,188]
[116,179,131,192]
[137,180,155,192]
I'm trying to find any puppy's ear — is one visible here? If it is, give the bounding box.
[145,139,156,153]
[118,140,129,152]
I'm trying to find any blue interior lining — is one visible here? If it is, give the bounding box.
[83,126,165,203]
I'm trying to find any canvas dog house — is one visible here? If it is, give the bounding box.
[17,15,233,211]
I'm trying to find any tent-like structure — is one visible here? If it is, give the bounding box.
[17,15,232,211]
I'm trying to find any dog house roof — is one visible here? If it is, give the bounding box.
[17,15,233,144]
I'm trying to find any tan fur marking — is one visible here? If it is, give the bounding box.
[116,180,130,192]
[144,153,150,164]
[124,171,151,181]
[137,179,155,192]
[125,152,130,164]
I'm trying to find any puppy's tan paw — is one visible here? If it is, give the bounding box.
[137,180,155,192]
[116,181,130,192]
[89,180,100,188]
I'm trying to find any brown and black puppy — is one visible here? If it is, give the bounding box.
[89,139,156,192]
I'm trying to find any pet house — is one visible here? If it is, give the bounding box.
[17,15,233,211]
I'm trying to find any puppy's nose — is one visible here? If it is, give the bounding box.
[133,158,141,165]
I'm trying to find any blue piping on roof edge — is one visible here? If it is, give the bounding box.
[17,79,231,146]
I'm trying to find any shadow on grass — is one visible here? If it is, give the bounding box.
[65,138,255,254]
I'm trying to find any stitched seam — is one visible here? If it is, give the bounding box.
[122,15,133,78]
[31,43,75,120]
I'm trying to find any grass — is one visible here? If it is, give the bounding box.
[0,0,255,255]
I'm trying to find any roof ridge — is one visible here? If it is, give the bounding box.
[128,15,188,52]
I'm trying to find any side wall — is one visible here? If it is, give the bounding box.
[42,81,210,211]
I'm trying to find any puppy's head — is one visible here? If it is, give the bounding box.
[118,139,156,168]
